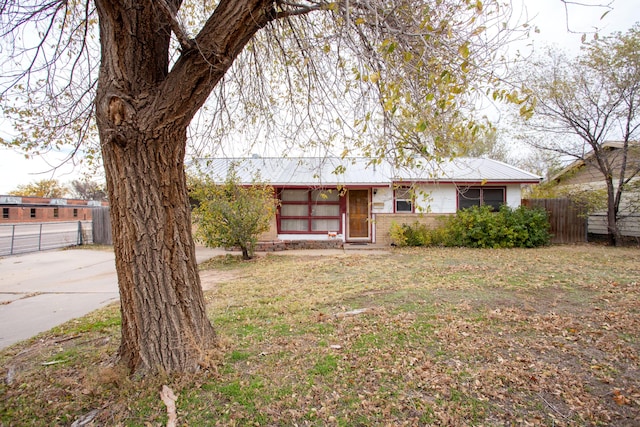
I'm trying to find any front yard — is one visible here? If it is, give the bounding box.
[1,245,639,425]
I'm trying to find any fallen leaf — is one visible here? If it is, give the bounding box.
[613,389,630,406]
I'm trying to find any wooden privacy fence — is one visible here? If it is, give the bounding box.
[523,198,586,244]
[92,207,113,245]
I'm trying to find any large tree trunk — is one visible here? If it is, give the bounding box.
[93,0,277,374]
[94,0,218,375]
[101,125,217,373]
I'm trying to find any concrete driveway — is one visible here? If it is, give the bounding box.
[0,246,223,350]
[0,244,387,350]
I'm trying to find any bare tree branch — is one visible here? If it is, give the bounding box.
[155,0,196,52]
[517,25,640,245]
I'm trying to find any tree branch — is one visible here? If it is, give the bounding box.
[150,0,291,129]
[155,0,196,52]
[276,1,326,19]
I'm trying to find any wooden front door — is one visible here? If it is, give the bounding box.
[348,189,369,240]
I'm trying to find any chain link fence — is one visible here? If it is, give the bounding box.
[0,221,93,256]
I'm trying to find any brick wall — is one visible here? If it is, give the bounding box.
[1,206,94,223]
[256,239,344,252]
[0,196,107,224]
[257,215,278,241]
[374,213,448,245]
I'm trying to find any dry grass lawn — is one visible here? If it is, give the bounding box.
[1,245,639,426]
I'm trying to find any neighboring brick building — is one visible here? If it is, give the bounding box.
[0,195,107,223]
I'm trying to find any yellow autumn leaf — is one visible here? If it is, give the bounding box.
[325,2,338,11]
[458,42,470,59]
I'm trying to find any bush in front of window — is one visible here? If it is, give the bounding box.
[391,205,551,248]
[389,221,408,247]
[443,205,551,248]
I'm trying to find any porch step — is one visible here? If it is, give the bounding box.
[343,243,389,251]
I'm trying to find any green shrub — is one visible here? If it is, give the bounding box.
[442,205,551,248]
[403,222,428,246]
[389,206,551,248]
[389,221,408,247]
[190,166,277,260]
[389,220,447,247]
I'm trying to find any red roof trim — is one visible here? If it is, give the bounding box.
[392,180,540,185]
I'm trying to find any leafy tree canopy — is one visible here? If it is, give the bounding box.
[190,167,277,260]
[0,0,532,167]
[71,178,108,201]
[8,179,68,198]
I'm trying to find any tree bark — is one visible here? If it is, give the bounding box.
[605,179,621,246]
[92,0,277,374]
[102,125,217,373]
[241,246,251,261]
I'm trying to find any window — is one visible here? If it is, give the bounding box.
[73,208,78,218]
[30,208,36,218]
[279,189,341,233]
[2,208,8,219]
[395,187,413,213]
[53,207,59,218]
[457,187,505,210]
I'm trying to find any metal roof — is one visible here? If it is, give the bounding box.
[191,157,541,186]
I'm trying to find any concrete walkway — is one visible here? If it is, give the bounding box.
[0,246,224,350]
[0,244,389,350]
[0,249,118,350]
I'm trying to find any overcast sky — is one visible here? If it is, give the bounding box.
[0,0,638,194]
[519,0,637,53]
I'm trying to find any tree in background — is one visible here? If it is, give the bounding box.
[517,25,640,246]
[460,127,506,161]
[0,1,528,374]
[514,148,564,181]
[190,168,277,261]
[8,179,68,198]
[71,179,108,201]
[460,126,565,182]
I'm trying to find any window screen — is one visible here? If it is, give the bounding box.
[395,188,413,212]
[457,187,504,211]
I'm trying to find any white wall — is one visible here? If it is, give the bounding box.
[506,186,523,209]
[278,233,345,241]
[417,184,457,213]
[371,183,524,214]
[371,187,393,213]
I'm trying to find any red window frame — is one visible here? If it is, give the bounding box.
[457,186,506,211]
[277,188,343,234]
[394,186,414,213]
